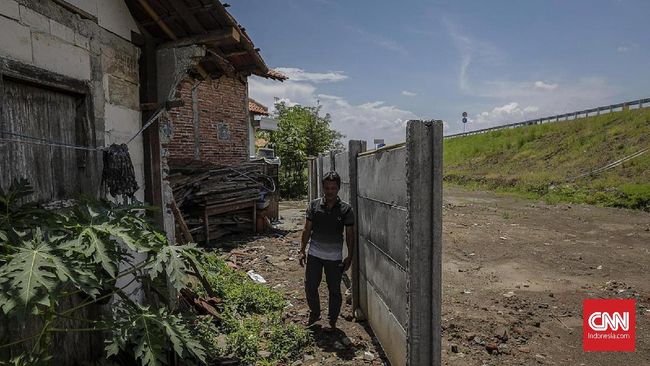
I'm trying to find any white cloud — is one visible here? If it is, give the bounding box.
[616,42,639,53]
[443,18,503,93]
[474,102,540,126]
[401,90,417,96]
[249,73,423,144]
[348,26,409,56]
[274,67,348,83]
[534,81,558,90]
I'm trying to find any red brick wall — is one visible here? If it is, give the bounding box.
[164,75,249,165]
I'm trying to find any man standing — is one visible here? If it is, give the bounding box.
[299,171,355,330]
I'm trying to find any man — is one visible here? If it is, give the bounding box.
[299,171,355,330]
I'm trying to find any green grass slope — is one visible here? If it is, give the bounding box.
[443,108,650,210]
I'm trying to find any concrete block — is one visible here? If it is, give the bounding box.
[0,0,19,20]
[358,197,407,268]
[0,15,32,62]
[32,32,90,80]
[357,146,407,207]
[19,5,49,34]
[104,103,141,139]
[101,46,138,83]
[49,19,75,44]
[74,32,89,50]
[358,236,408,327]
[359,271,407,366]
[103,74,139,110]
[58,0,97,17]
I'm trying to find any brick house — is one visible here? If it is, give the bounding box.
[162,44,285,166]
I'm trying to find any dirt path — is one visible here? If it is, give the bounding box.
[221,187,649,365]
[220,201,389,366]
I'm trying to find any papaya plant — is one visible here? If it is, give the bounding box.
[0,179,207,365]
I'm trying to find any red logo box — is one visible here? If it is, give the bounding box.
[583,299,635,352]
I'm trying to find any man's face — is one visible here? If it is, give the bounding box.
[323,180,339,201]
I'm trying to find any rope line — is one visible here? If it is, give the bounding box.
[0,105,167,151]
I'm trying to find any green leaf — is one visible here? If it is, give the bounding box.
[0,231,63,314]
[145,244,199,292]
[78,228,118,277]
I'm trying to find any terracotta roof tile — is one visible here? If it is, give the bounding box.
[249,98,269,115]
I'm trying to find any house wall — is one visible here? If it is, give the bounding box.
[164,75,250,165]
[0,1,143,363]
[0,0,143,201]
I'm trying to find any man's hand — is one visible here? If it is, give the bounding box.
[343,256,352,271]
[299,250,306,267]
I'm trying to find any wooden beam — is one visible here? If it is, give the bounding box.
[167,0,206,34]
[137,0,210,80]
[139,38,164,228]
[206,49,236,76]
[157,28,240,49]
[225,50,249,57]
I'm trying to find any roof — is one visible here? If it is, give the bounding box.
[249,98,269,115]
[126,1,287,81]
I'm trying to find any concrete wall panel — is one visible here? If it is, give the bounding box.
[358,236,407,327]
[360,271,407,366]
[357,147,407,207]
[0,0,20,20]
[357,197,407,268]
[334,151,350,202]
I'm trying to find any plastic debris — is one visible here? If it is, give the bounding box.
[247,270,267,284]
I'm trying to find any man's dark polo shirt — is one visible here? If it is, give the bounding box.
[305,196,354,260]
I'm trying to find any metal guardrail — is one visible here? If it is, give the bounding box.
[444,97,650,139]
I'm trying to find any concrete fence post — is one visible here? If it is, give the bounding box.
[317,154,324,198]
[406,120,443,366]
[307,158,318,201]
[348,140,366,319]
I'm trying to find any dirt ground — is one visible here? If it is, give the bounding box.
[220,186,649,365]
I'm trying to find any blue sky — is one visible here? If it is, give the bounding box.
[230,0,649,144]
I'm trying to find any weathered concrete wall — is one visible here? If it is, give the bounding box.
[310,122,443,366]
[334,151,350,203]
[357,146,408,366]
[0,1,145,364]
[0,0,143,201]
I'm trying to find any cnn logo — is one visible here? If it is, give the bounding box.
[583,299,635,352]
[587,311,629,331]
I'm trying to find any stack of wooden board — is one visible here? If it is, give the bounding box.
[168,160,275,243]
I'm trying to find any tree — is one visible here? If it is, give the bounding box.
[264,102,343,198]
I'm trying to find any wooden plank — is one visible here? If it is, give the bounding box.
[139,38,164,227]
[0,57,89,95]
[157,28,240,49]
[171,199,193,243]
[167,0,206,34]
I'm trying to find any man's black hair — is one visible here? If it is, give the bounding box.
[322,171,341,188]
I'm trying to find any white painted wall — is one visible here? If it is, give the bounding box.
[97,0,139,41]
[0,0,144,203]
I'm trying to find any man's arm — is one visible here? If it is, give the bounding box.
[343,225,355,271]
[299,219,312,267]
